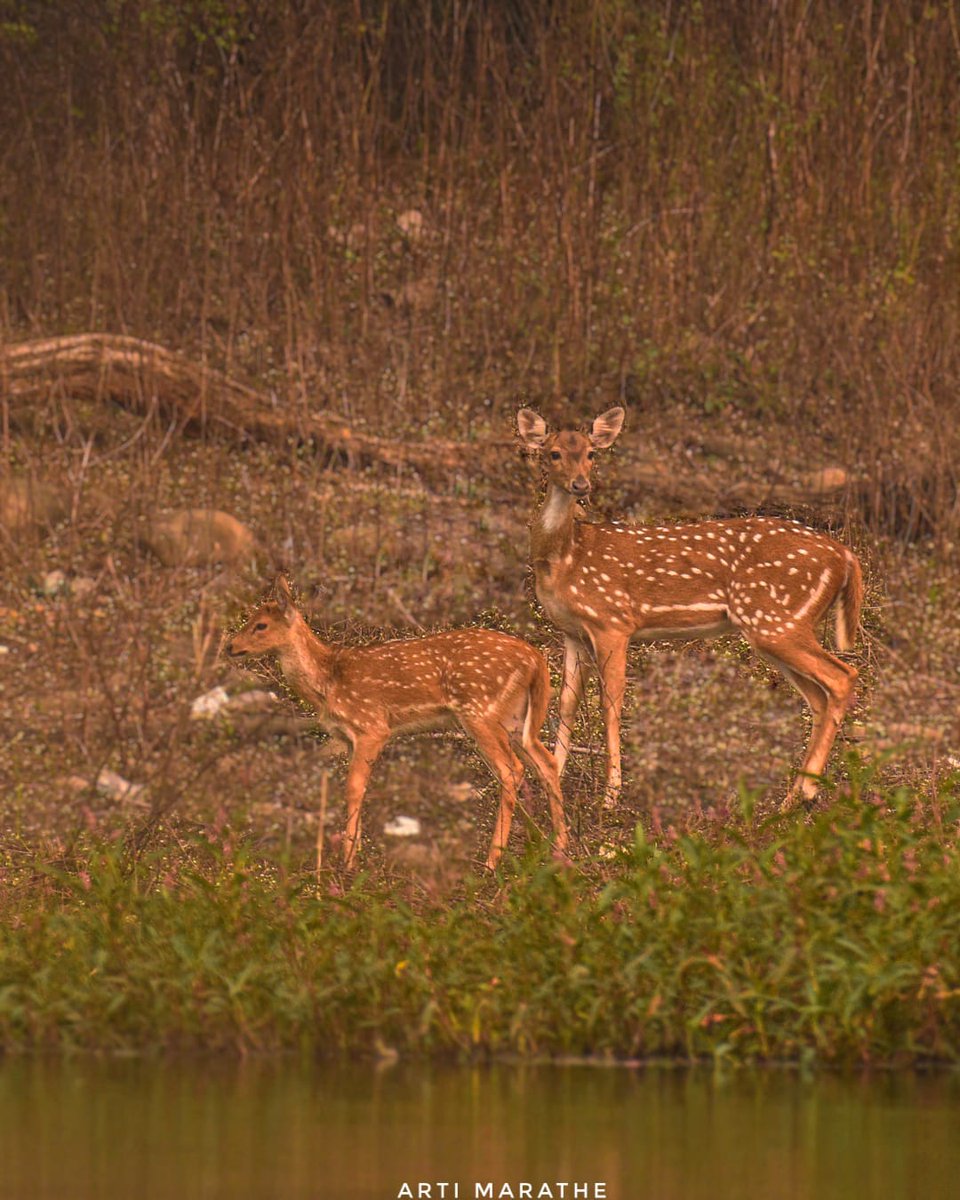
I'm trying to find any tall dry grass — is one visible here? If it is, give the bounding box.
[1,1,958,533]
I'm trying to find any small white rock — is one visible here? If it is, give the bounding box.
[191,687,279,720]
[64,771,144,803]
[396,208,424,239]
[190,686,230,720]
[802,466,848,493]
[71,576,97,599]
[225,689,279,714]
[383,815,421,838]
[41,569,68,596]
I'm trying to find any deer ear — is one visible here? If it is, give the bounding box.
[517,408,549,449]
[589,407,625,449]
[273,574,293,612]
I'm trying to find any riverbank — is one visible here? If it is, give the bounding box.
[2,776,957,1064]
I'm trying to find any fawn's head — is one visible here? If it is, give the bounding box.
[517,407,625,496]
[226,577,299,659]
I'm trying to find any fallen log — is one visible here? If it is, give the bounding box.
[0,333,491,476]
[1,333,856,518]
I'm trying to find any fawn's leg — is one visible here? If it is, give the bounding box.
[518,658,569,852]
[518,736,569,853]
[462,718,524,869]
[341,734,386,868]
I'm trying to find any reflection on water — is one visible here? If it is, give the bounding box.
[0,1058,958,1200]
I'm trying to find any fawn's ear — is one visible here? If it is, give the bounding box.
[589,407,625,449]
[273,574,293,612]
[517,408,548,449]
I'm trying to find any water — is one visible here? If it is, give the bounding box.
[0,1058,957,1200]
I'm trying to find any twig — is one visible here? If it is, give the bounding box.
[316,769,329,877]
[385,586,425,630]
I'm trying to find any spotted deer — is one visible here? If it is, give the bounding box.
[517,406,863,809]
[225,577,568,869]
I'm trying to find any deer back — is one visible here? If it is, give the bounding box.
[535,516,854,641]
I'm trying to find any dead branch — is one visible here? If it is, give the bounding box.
[0,333,494,476]
[1,333,853,514]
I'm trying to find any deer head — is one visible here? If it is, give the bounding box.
[517,407,625,497]
[226,575,298,658]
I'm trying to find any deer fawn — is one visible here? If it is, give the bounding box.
[225,577,568,869]
[518,406,863,809]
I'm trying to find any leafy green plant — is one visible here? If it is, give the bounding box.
[1,772,958,1064]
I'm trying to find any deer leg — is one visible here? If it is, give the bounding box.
[781,667,834,794]
[758,651,830,799]
[341,735,386,869]
[516,660,569,852]
[462,718,524,869]
[589,631,629,809]
[517,735,569,854]
[756,633,857,806]
[555,636,590,777]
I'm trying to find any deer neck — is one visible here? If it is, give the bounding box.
[277,616,335,704]
[531,484,578,564]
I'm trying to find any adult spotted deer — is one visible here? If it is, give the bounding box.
[226,577,568,869]
[518,406,863,809]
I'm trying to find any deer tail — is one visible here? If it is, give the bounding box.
[522,652,552,748]
[835,551,863,653]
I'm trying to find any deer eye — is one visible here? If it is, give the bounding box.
[254,622,268,632]
[550,451,562,461]
[587,450,595,460]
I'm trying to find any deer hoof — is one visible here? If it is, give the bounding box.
[601,786,620,811]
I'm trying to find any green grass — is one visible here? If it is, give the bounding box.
[1,765,958,1065]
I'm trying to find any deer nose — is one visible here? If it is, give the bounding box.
[571,477,591,496]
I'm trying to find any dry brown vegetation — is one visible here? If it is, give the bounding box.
[1,1,958,874]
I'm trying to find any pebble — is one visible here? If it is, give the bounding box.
[71,576,97,599]
[142,508,257,567]
[190,687,280,721]
[41,569,68,596]
[396,208,424,239]
[190,686,230,720]
[66,769,145,803]
[383,815,421,838]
